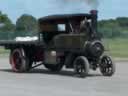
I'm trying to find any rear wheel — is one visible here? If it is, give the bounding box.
[99,55,115,76]
[74,56,89,77]
[10,48,31,72]
[44,64,63,72]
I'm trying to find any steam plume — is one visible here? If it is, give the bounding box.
[85,0,99,9]
[63,0,99,9]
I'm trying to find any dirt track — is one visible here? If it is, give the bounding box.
[0,56,127,96]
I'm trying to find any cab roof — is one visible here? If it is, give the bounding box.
[38,13,92,24]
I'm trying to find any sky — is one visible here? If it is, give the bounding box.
[0,0,127,23]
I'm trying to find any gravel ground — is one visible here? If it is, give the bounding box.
[0,56,127,96]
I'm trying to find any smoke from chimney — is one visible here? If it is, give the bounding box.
[62,0,99,9]
[85,0,99,9]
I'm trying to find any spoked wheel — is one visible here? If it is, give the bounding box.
[99,55,115,76]
[44,64,63,72]
[74,56,89,77]
[10,48,31,72]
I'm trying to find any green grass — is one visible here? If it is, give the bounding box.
[103,38,128,58]
[0,48,10,55]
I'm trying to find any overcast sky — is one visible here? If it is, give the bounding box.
[0,0,127,23]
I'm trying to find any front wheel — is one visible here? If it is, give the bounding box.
[74,56,89,77]
[99,55,115,76]
[10,48,31,72]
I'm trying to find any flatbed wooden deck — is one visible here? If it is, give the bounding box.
[0,40,44,49]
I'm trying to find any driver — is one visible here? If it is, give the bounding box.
[80,17,89,33]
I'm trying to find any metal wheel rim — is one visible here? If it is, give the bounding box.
[75,59,86,74]
[100,56,113,75]
[12,51,23,70]
[11,49,26,71]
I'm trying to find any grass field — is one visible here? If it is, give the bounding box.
[103,38,128,58]
[0,38,128,58]
[0,48,10,57]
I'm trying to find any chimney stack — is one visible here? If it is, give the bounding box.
[90,10,98,33]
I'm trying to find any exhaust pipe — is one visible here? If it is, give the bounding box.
[90,10,98,33]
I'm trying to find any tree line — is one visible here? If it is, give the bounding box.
[98,17,128,38]
[0,11,38,40]
[0,11,128,40]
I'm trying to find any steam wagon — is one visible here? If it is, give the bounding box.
[0,10,115,77]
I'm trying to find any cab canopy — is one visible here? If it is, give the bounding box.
[38,13,92,24]
[38,13,93,32]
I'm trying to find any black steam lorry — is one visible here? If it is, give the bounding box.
[0,10,115,77]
